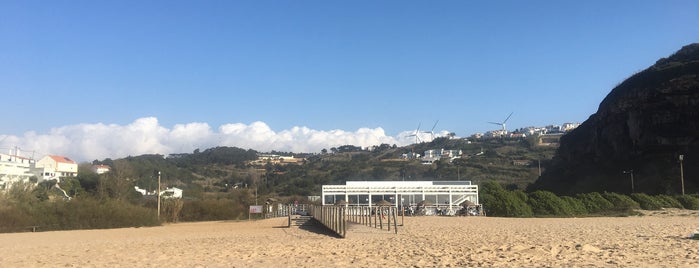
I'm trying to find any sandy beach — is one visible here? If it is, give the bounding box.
[1,209,698,267]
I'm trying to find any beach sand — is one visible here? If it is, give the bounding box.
[1,209,698,267]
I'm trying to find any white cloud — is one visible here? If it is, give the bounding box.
[0,117,448,162]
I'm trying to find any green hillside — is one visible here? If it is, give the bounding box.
[86,136,557,199]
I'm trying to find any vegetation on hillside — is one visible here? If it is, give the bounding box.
[3,135,696,233]
[480,181,699,217]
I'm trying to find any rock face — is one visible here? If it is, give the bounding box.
[531,44,699,195]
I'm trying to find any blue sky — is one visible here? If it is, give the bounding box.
[1,1,698,161]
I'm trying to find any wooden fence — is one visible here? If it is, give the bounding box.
[305,205,401,238]
[309,205,346,238]
[345,206,399,234]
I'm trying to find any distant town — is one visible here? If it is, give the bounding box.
[0,122,579,190]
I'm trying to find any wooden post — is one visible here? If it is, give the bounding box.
[393,208,398,234]
[157,171,161,221]
[379,207,384,230]
[387,207,391,231]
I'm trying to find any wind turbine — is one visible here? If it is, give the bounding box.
[407,123,422,143]
[423,120,439,141]
[488,112,513,132]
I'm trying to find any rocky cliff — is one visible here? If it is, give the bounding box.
[531,44,699,195]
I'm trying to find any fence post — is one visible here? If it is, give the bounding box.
[393,208,398,234]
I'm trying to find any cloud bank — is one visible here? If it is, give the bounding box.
[1,117,446,162]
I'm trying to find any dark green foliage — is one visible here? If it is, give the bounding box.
[630,193,664,210]
[560,196,588,215]
[655,195,683,208]
[169,147,258,167]
[527,191,573,216]
[576,192,614,214]
[601,192,640,213]
[676,195,699,210]
[480,182,533,217]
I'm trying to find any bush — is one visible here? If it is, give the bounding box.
[601,192,640,213]
[0,195,160,233]
[179,199,246,221]
[0,205,34,232]
[527,191,573,216]
[44,197,160,230]
[561,196,588,215]
[676,195,699,210]
[630,193,664,210]
[655,195,683,208]
[576,192,614,214]
[480,182,532,217]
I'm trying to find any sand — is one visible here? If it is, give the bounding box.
[1,209,698,267]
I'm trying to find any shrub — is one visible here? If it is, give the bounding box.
[630,193,663,210]
[162,198,184,222]
[601,192,640,213]
[560,196,588,215]
[676,195,699,210]
[179,199,246,221]
[655,195,683,208]
[480,182,532,217]
[527,191,573,216]
[576,192,614,214]
[45,197,160,230]
[0,205,34,232]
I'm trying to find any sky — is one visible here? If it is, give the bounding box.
[1,1,698,162]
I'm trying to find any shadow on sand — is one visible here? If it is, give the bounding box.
[297,219,343,238]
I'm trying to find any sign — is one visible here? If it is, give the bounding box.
[249,205,263,214]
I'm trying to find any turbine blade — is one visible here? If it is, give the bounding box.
[503,112,513,123]
[431,120,439,131]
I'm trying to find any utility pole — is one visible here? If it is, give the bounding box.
[157,171,161,220]
[679,155,685,195]
[623,170,634,193]
[457,165,460,181]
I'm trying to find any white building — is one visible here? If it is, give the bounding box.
[34,155,78,182]
[0,153,36,189]
[134,186,183,199]
[421,149,463,164]
[322,181,479,210]
[91,164,111,174]
[562,122,581,132]
[160,187,183,199]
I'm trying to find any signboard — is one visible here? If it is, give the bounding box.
[249,205,263,214]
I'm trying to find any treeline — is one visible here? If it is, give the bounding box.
[481,182,699,217]
[0,169,263,233]
[0,181,159,233]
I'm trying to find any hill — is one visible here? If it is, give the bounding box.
[86,137,556,198]
[530,43,699,195]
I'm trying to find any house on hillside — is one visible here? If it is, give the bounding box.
[562,122,581,132]
[250,154,305,166]
[0,152,36,189]
[133,186,182,199]
[33,155,78,182]
[91,164,111,174]
[421,149,463,164]
[160,187,183,199]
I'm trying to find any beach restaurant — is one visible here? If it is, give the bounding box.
[321,181,479,209]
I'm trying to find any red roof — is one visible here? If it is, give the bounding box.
[49,155,76,164]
